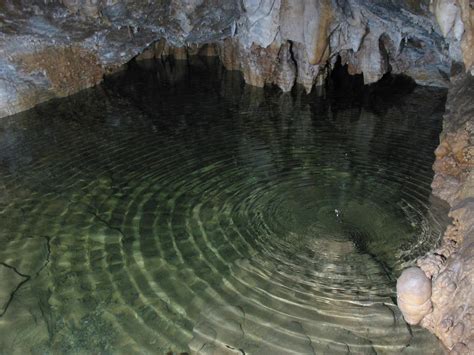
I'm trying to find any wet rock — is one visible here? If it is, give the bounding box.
[239,40,281,89]
[229,0,453,89]
[1,0,469,118]
[0,235,51,353]
[412,70,474,352]
[272,41,297,92]
[451,341,471,355]
[291,42,325,93]
[218,38,241,72]
[432,0,464,40]
[0,0,240,118]
[188,305,246,354]
[14,46,104,97]
[431,0,474,74]
[279,0,332,66]
[330,0,452,86]
[227,39,297,92]
[458,0,474,74]
[0,263,25,314]
[397,266,433,325]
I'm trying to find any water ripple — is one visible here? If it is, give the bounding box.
[0,59,449,354]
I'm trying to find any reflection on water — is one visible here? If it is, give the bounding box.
[0,57,449,354]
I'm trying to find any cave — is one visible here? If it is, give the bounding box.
[0,1,472,354]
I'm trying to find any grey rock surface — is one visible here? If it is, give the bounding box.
[233,0,456,89]
[413,70,474,353]
[0,0,239,118]
[0,0,469,118]
[397,266,433,325]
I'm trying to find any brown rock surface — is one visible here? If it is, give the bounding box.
[397,267,433,325]
[431,0,474,75]
[1,0,466,118]
[413,70,474,353]
[458,0,474,74]
[231,0,454,89]
[15,46,104,97]
[0,0,239,118]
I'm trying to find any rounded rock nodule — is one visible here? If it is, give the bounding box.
[397,266,433,325]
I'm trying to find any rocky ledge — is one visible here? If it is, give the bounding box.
[0,0,239,118]
[1,0,473,118]
[397,67,473,354]
[421,69,473,354]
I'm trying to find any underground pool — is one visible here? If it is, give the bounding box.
[0,58,451,353]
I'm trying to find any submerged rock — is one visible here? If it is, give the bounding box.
[0,263,25,315]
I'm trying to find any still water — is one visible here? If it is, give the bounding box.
[0,58,449,354]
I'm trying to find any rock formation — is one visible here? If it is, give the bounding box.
[0,0,473,352]
[0,0,470,118]
[0,0,239,118]
[431,0,474,75]
[404,3,473,352]
[397,266,433,325]
[414,67,474,354]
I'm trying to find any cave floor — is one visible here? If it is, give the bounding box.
[0,58,450,354]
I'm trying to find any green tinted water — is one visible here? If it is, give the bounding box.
[0,58,449,354]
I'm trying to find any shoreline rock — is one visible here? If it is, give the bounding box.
[408,69,474,353]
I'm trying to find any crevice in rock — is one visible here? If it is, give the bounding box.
[0,234,52,317]
[0,262,31,317]
[378,33,393,74]
[287,40,298,73]
[83,204,127,241]
[35,235,52,277]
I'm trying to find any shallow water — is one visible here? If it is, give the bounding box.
[0,58,450,354]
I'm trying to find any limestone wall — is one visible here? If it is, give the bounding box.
[0,0,465,118]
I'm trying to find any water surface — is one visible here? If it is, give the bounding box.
[0,58,449,354]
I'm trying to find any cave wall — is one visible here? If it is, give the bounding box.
[396,4,473,353]
[432,0,474,75]
[226,0,454,91]
[414,68,474,354]
[0,0,239,118]
[225,0,474,91]
[1,0,472,118]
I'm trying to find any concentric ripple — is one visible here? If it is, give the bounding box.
[0,59,450,354]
